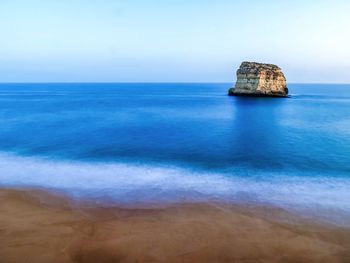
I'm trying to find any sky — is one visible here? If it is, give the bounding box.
[0,0,349,83]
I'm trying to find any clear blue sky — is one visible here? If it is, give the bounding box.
[0,0,349,83]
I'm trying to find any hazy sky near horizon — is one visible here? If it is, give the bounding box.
[0,0,350,83]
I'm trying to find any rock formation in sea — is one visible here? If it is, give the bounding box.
[228,62,288,97]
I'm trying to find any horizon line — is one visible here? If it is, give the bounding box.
[0,81,350,85]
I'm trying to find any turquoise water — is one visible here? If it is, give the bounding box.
[0,83,349,223]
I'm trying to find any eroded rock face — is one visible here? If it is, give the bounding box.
[228,62,288,97]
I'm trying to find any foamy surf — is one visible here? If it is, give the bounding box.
[0,153,349,225]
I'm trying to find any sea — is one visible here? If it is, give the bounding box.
[0,83,349,225]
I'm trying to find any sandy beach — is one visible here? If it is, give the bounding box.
[0,188,349,263]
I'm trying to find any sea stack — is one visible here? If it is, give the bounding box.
[228,62,288,97]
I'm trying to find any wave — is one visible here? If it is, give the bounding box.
[0,153,349,224]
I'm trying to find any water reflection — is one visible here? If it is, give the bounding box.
[227,96,287,171]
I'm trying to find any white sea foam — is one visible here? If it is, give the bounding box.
[0,153,349,225]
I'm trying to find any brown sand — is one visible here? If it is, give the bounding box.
[0,189,349,263]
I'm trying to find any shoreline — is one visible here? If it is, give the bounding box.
[0,188,349,262]
[1,152,349,228]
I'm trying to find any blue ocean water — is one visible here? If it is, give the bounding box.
[0,83,349,223]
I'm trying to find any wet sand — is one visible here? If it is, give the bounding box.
[0,189,349,263]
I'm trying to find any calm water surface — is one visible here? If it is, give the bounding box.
[0,83,349,223]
